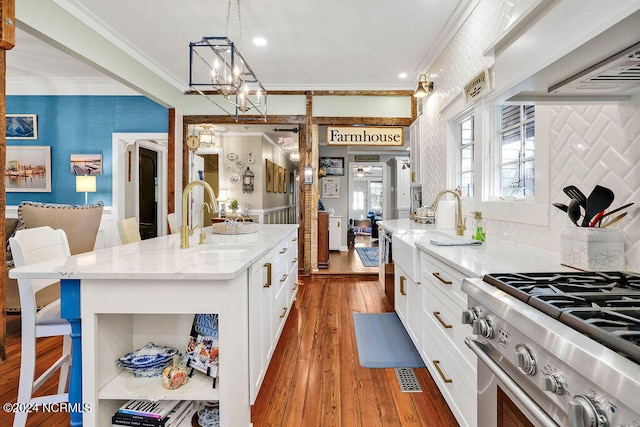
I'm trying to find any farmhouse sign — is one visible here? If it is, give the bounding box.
[326,126,404,146]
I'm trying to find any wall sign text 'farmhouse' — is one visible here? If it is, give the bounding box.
[326,126,404,146]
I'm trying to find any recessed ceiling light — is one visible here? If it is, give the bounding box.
[398,72,408,79]
[253,37,267,46]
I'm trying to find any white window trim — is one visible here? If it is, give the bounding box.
[464,104,550,226]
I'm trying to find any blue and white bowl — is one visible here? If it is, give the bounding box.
[116,342,180,377]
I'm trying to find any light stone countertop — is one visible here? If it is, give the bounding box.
[10,224,299,281]
[378,218,572,277]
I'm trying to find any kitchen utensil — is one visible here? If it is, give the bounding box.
[568,199,581,226]
[552,203,568,213]
[581,185,615,227]
[589,210,606,227]
[599,202,634,221]
[602,212,627,228]
[563,185,587,209]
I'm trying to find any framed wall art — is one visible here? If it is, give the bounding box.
[280,167,286,193]
[319,157,344,176]
[266,159,273,192]
[274,164,281,193]
[70,154,103,175]
[6,114,38,139]
[5,146,52,192]
[322,177,340,199]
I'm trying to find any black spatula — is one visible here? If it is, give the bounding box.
[581,185,615,227]
[563,185,587,209]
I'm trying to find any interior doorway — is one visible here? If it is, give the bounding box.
[348,162,385,222]
[112,133,168,243]
[138,147,158,239]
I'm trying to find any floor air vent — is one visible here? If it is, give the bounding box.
[394,368,422,392]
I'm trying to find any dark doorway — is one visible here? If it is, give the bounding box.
[139,147,158,239]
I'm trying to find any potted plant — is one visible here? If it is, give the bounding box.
[229,199,239,215]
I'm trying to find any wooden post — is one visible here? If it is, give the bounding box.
[0,0,16,362]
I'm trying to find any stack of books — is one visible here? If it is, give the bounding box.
[112,399,193,427]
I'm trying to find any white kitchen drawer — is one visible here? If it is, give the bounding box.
[421,252,468,308]
[421,316,477,427]
[421,283,476,380]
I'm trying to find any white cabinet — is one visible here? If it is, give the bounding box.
[249,230,299,403]
[328,216,342,250]
[409,116,423,185]
[419,251,477,427]
[249,251,273,404]
[394,158,411,209]
[394,158,411,219]
[394,264,421,348]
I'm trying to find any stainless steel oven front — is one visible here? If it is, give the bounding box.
[462,277,640,427]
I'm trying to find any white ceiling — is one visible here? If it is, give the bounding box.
[7,0,469,95]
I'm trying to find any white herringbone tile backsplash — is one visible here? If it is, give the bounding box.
[419,0,640,271]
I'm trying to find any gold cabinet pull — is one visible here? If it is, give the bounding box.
[279,307,288,318]
[263,263,272,288]
[279,247,288,254]
[280,274,288,283]
[433,360,453,383]
[433,311,453,329]
[432,272,452,285]
[411,171,416,182]
[291,257,298,264]
[292,237,298,242]
[400,276,407,296]
[291,282,298,291]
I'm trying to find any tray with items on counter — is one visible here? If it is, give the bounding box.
[412,206,435,224]
[211,218,258,235]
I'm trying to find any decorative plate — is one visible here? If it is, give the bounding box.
[225,164,233,171]
[230,173,240,184]
[236,161,244,169]
[226,152,238,161]
[116,342,180,377]
[247,153,254,164]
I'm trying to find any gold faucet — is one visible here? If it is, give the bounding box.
[431,189,466,236]
[181,180,219,248]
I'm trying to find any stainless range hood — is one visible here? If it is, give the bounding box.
[549,41,640,95]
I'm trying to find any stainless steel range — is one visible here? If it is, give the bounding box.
[462,271,640,427]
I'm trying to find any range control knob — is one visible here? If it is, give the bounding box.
[472,316,493,338]
[542,373,564,395]
[515,344,536,376]
[568,395,608,427]
[461,308,478,325]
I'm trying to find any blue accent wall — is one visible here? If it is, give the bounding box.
[6,96,168,206]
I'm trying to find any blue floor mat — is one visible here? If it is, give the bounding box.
[353,312,425,368]
[355,247,378,267]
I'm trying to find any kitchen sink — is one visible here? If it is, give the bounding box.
[192,242,252,254]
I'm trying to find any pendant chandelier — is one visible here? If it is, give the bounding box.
[188,0,267,122]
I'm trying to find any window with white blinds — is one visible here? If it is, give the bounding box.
[498,105,535,199]
[457,114,474,197]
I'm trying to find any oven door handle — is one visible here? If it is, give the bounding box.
[465,338,559,427]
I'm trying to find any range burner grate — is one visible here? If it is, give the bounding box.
[483,271,640,363]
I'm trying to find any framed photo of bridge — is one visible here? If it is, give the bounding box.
[5,146,52,192]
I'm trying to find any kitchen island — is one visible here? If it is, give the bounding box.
[10,224,299,427]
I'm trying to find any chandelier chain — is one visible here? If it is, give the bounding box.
[225,0,243,49]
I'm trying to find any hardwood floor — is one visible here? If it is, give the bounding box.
[0,275,459,427]
[315,235,379,275]
[252,276,459,426]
